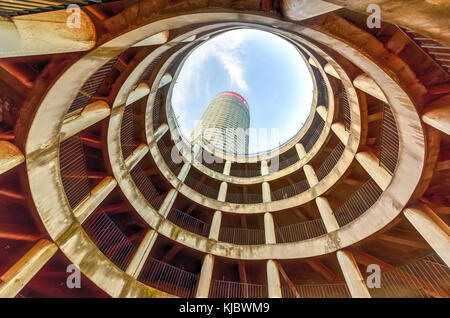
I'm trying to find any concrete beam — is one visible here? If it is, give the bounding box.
[353,74,388,103]
[126,229,157,278]
[132,31,169,47]
[336,250,371,298]
[404,203,450,267]
[0,239,58,297]
[0,141,24,175]
[125,144,149,171]
[355,151,392,190]
[60,101,110,141]
[422,95,450,135]
[282,0,341,21]
[0,10,96,58]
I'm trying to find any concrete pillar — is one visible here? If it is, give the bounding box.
[132,31,169,47]
[331,122,350,144]
[261,160,269,176]
[159,189,177,218]
[0,239,58,297]
[60,101,110,141]
[177,163,191,182]
[0,11,96,58]
[158,73,173,88]
[0,141,24,175]
[336,250,371,298]
[266,260,282,298]
[404,203,450,267]
[126,229,158,278]
[316,105,328,121]
[353,74,388,103]
[262,181,271,203]
[73,177,117,223]
[295,143,306,159]
[304,164,319,187]
[196,254,214,298]
[153,124,169,143]
[282,0,341,21]
[223,160,231,176]
[324,63,340,79]
[217,182,228,202]
[182,35,196,42]
[125,144,149,170]
[308,57,318,68]
[209,211,222,240]
[315,197,340,232]
[264,213,276,244]
[355,151,392,190]
[126,83,150,105]
[422,95,450,135]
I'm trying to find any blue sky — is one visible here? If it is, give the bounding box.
[171,29,313,154]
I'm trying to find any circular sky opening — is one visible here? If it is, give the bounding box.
[171,28,314,155]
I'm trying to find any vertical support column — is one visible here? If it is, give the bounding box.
[223,160,231,176]
[209,211,222,240]
[336,250,371,298]
[315,197,339,232]
[404,203,450,267]
[196,254,214,298]
[126,229,158,278]
[261,160,269,176]
[304,164,319,187]
[177,162,191,182]
[0,141,24,174]
[217,182,228,202]
[262,181,271,203]
[153,124,169,143]
[295,143,306,160]
[331,122,350,144]
[266,259,282,298]
[159,189,177,217]
[264,213,276,244]
[355,152,391,190]
[0,239,58,298]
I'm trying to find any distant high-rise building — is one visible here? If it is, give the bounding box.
[191,91,250,155]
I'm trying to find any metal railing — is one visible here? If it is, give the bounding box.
[66,57,117,118]
[275,218,327,243]
[229,168,261,178]
[129,165,166,210]
[133,56,162,89]
[83,209,136,271]
[226,192,262,204]
[184,175,219,199]
[202,159,225,173]
[281,283,350,298]
[369,254,450,298]
[166,208,211,237]
[219,227,265,245]
[138,257,199,297]
[152,89,162,130]
[301,115,325,153]
[278,153,300,171]
[341,86,351,131]
[315,142,345,181]
[158,139,183,176]
[379,103,399,174]
[0,1,112,17]
[334,178,382,227]
[270,179,309,201]
[59,134,92,209]
[120,103,137,160]
[209,280,268,298]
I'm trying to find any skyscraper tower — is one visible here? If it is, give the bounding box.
[191,91,250,155]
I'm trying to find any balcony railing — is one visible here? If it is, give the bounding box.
[209,280,268,298]
[315,142,345,181]
[138,257,199,298]
[275,218,327,243]
[281,283,350,298]
[301,115,325,153]
[334,178,382,227]
[184,176,219,199]
[166,208,211,237]
[278,153,300,171]
[270,179,309,201]
[379,103,399,174]
[83,209,136,271]
[226,192,262,204]
[341,86,351,131]
[152,89,162,130]
[133,55,161,89]
[369,254,450,298]
[60,135,92,209]
[130,165,166,210]
[229,168,261,178]
[158,139,183,176]
[121,103,138,160]
[219,227,265,245]
[65,57,117,118]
